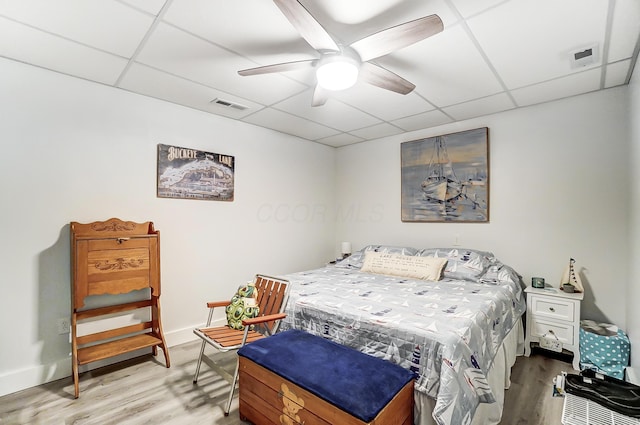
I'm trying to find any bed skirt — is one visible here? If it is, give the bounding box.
[415,319,525,425]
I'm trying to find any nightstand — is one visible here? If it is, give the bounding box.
[524,286,584,370]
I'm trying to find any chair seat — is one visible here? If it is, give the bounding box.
[195,325,265,349]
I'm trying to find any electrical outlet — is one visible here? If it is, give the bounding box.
[57,317,70,334]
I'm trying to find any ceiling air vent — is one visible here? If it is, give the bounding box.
[569,44,599,69]
[210,98,249,111]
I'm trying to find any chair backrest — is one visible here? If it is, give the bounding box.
[253,274,289,334]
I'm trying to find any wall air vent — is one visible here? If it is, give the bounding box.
[210,98,249,111]
[569,44,599,69]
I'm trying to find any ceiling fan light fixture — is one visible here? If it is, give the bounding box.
[316,56,359,91]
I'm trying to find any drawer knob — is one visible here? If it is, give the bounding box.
[548,307,555,312]
[116,237,130,244]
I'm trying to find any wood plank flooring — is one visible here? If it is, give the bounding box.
[0,342,574,425]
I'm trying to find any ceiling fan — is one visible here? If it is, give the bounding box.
[238,0,444,106]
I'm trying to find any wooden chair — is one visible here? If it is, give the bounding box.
[193,274,289,415]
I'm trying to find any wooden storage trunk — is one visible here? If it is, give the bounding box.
[237,330,414,425]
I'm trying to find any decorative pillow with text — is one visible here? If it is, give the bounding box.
[361,251,447,281]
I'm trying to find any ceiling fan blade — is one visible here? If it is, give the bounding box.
[273,0,339,52]
[238,59,315,76]
[359,62,415,95]
[350,14,444,62]
[311,85,329,106]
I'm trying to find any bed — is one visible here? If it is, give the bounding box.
[277,245,526,425]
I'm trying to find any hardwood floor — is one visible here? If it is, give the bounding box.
[500,348,574,424]
[0,342,574,425]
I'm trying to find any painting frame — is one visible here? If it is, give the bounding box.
[401,127,489,223]
[157,143,235,201]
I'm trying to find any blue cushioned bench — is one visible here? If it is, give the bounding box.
[237,329,415,425]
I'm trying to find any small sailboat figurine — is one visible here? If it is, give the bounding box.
[560,258,584,293]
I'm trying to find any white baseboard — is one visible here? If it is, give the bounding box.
[0,356,72,398]
[0,320,223,398]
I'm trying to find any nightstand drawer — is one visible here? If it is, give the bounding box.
[530,318,574,345]
[531,296,575,321]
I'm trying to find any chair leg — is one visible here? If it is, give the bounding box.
[193,339,208,383]
[224,358,240,416]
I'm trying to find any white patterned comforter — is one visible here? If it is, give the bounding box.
[278,262,525,425]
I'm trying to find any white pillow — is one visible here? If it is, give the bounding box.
[361,251,447,281]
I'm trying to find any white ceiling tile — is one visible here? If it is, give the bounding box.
[511,68,602,107]
[605,60,631,88]
[118,0,167,16]
[448,0,508,18]
[392,110,453,132]
[242,108,340,141]
[608,0,640,62]
[443,92,515,121]
[468,0,608,89]
[350,123,405,140]
[0,0,154,57]
[385,24,504,107]
[119,63,263,119]
[135,23,309,106]
[316,133,364,148]
[299,0,459,46]
[274,90,382,132]
[332,82,435,122]
[163,0,313,63]
[0,17,127,85]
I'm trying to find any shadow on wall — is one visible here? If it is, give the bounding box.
[579,267,612,326]
[38,224,72,391]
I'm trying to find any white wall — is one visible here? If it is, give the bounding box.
[0,58,336,396]
[335,87,630,329]
[628,54,640,382]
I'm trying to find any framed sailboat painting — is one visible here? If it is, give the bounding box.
[401,127,489,222]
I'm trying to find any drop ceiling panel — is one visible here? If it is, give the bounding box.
[387,24,504,107]
[164,0,312,62]
[511,68,602,107]
[443,93,515,121]
[349,123,405,140]
[608,0,640,62]
[274,90,382,132]
[119,63,263,119]
[468,0,609,89]
[242,107,340,141]
[135,22,309,106]
[448,0,508,19]
[392,109,452,131]
[0,1,636,146]
[316,133,364,148]
[332,82,435,122]
[299,0,459,45]
[605,60,631,88]
[0,17,127,85]
[0,0,154,57]
[119,0,167,16]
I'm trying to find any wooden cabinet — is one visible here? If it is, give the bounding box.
[70,218,170,397]
[524,286,583,370]
[239,357,413,425]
